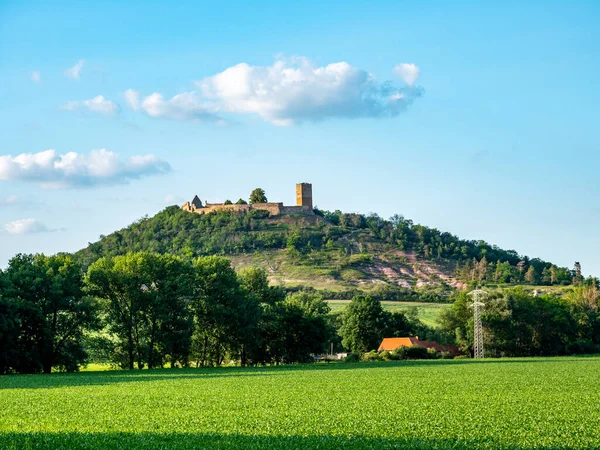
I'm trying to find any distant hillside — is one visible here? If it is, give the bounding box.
[75,206,577,300]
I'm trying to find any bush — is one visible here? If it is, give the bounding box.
[349,253,373,266]
[344,352,361,363]
[390,346,432,360]
[340,269,366,281]
[362,350,382,362]
[248,209,270,219]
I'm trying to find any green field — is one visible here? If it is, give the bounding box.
[326,300,449,327]
[1,357,599,449]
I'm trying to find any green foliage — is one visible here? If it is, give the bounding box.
[2,358,600,448]
[75,205,575,292]
[440,286,600,357]
[224,199,233,205]
[391,346,431,360]
[235,198,248,205]
[85,252,193,370]
[343,352,360,363]
[0,254,98,374]
[339,295,387,353]
[249,188,268,204]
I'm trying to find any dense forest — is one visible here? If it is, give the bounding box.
[76,206,577,287]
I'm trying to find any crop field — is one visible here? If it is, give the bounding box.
[1,357,599,449]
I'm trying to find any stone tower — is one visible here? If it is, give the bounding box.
[296,183,313,209]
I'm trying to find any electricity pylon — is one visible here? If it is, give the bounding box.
[468,289,487,359]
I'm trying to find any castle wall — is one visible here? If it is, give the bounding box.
[188,202,286,216]
[193,203,250,215]
[281,205,314,215]
[183,185,314,216]
[251,202,284,216]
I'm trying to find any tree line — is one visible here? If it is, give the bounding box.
[0,251,429,374]
[440,282,600,356]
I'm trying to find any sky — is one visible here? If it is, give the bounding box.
[1,1,599,275]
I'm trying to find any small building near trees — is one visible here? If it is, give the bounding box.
[378,337,457,354]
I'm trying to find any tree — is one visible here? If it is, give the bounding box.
[86,252,193,370]
[249,188,267,204]
[86,253,150,370]
[339,295,388,353]
[525,266,538,284]
[191,256,254,367]
[550,265,558,284]
[517,261,526,280]
[239,267,285,306]
[235,198,248,205]
[477,256,488,283]
[224,199,233,205]
[4,254,98,373]
[573,262,583,285]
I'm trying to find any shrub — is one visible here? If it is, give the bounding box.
[249,209,270,219]
[390,346,432,360]
[344,352,361,363]
[349,253,374,266]
[340,269,366,281]
[362,350,382,362]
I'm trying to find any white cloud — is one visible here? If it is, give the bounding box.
[393,63,420,86]
[0,149,171,189]
[125,57,423,125]
[64,59,85,80]
[0,195,19,205]
[62,95,120,115]
[31,71,41,83]
[125,90,221,122]
[4,218,52,235]
[197,57,423,125]
[124,89,141,111]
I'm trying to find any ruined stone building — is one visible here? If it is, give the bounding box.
[181,183,314,216]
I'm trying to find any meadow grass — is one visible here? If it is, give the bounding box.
[326,300,449,327]
[1,357,599,449]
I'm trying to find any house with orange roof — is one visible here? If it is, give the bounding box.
[378,336,457,354]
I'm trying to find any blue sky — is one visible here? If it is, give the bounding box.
[1,0,599,275]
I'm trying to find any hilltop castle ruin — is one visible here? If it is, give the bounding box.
[182,183,314,216]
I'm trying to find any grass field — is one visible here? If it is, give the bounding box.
[326,300,449,327]
[1,357,599,449]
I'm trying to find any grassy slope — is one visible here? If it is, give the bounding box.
[1,357,599,449]
[75,209,572,299]
[326,300,449,327]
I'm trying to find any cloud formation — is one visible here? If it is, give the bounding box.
[4,218,52,235]
[64,60,85,80]
[393,63,420,86]
[124,89,141,111]
[124,90,221,122]
[31,71,41,83]
[198,58,422,125]
[0,195,19,205]
[125,57,422,125]
[62,95,120,115]
[0,149,171,189]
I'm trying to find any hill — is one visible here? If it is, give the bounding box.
[75,206,576,301]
